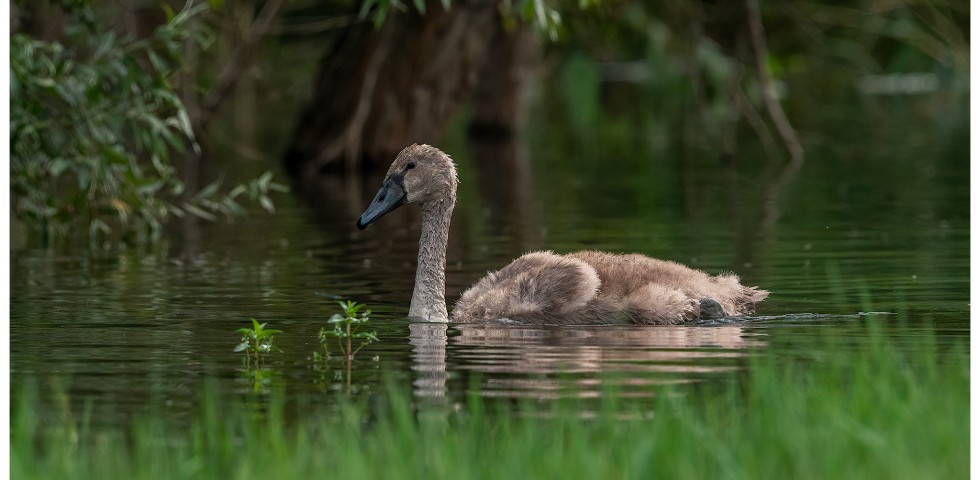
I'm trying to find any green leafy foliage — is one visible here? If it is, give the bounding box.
[235,318,283,366]
[357,0,433,29]
[317,301,378,362]
[519,0,564,40]
[10,2,287,244]
[357,0,564,39]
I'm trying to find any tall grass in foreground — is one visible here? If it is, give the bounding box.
[13,326,967,480]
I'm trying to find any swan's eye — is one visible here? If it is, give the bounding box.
[406,162,416,169]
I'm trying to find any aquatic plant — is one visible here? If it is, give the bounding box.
[234,318,282,366]
[316,301,378,363]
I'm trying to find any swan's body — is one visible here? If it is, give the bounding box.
[357,144,768,324]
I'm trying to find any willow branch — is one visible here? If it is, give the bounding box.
[746,0,804,165]
[194,0,288,133]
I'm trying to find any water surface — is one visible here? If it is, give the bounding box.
[10,92,969,427]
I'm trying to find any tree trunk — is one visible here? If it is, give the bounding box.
[468,21,538,136]
[283,0,537,178]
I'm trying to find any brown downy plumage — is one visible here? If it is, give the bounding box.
[357,144,769,324]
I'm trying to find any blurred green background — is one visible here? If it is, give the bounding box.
[9,0,969,245]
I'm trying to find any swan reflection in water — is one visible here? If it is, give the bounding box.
[409,322,765,400]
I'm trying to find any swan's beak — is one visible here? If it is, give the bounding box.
[356,177,408,229]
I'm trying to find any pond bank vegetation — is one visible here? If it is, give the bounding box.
[13,321,966,479]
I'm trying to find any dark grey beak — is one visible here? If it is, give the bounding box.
[356,177,407,229]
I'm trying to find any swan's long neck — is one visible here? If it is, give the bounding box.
[409,197,454,322]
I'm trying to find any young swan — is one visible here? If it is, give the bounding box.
[356,144,769,324]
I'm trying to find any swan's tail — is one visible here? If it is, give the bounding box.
[734,285,769,315]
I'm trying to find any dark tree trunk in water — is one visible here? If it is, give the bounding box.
[283,0,537,178]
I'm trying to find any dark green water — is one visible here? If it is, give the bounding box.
[10,89,969,428]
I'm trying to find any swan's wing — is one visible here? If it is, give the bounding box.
[567,250,769,321]
[452,251,600,322]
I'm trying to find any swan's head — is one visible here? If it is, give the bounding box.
[356,144,458,229]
